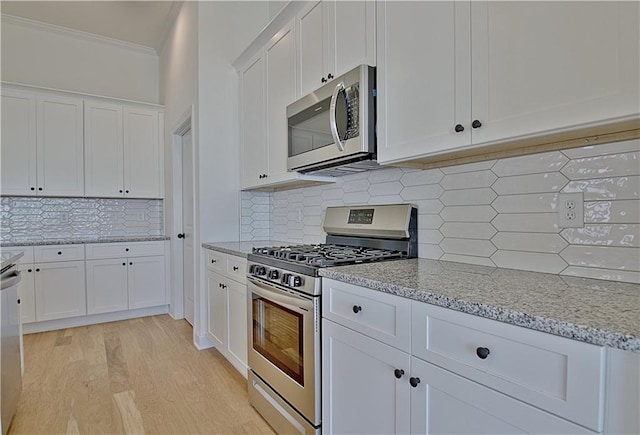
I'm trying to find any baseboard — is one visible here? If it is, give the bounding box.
[23,305,170,334]
[194,332,214,350]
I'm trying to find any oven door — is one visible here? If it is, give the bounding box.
[247,275,320,426]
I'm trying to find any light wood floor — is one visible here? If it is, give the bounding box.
[9,315,275,435]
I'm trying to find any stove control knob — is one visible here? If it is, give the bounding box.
[249,265,257,274]
[268,269,280,280]
[289,275,303,287]
[255,266,266,276]
[281,273,291,285]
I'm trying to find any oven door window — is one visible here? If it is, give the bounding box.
[252,295,304,386]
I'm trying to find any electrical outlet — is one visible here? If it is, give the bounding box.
[558,192,584,228]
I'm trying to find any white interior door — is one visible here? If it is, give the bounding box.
[182,129,195,325]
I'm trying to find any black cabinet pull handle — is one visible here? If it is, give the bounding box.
[327,73,334,79]
[394,369,404,379]
[409,377,421,388]
[454,124,464,133]
[177,233,185,239]
[472,119,482,129]
[233,266,239,271]
[476,347,490,359]
[352,305,362,314]
[321,77,327,83]
[211,259,217,263]
[219,283,227,289]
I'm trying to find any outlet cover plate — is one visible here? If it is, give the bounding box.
[558,192,584,228]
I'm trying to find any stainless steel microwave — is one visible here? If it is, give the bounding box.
[286,65,377,176]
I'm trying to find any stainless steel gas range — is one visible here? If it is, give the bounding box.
[246,204,418,434]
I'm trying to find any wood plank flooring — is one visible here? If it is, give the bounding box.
[9,315,275,435]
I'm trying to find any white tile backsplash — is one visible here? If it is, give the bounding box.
[240,139,640,283]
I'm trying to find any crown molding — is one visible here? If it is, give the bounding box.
[1,13,158,56]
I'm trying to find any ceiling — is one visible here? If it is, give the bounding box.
[0,1,182,51]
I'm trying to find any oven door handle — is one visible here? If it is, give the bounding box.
[329,81,346,152]
[247,276,313,312]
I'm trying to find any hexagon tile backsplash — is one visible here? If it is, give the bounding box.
[241,139,640,284]
[1,197,163,244]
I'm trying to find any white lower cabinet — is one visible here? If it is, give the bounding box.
[205,249,248,377]
[17,263,36,324]
[86,259,129,314]
[127,256,166,309]
[321,278,606,434]
[322,319,410,435]
[35,260,86,322]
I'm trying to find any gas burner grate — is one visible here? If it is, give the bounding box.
[252,244,406,268]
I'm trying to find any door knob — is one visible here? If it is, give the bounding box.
[177,233,185,239]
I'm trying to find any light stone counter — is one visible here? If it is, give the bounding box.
[320,258,640,352]
[1,235,170,247]
[202,240,293,258]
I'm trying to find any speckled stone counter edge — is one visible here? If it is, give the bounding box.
[1,236,170,247]
[202,243,249,258]
[320,269,640,353]
[202,241,293,258]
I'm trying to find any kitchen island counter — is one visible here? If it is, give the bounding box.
[320,258,640,352]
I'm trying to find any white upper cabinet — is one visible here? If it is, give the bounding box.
[36,94,85,196]
[470,1,640,146]
[84,101,124,197]
[124,107,163,198]
[266,20,296,181]
[240,53,267,188]
[377,0,640,165]
[1,89,37,196]
[297,0,376,97]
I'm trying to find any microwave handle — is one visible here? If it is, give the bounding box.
[329,81,346,152]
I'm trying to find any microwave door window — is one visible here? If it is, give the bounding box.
[289,110,333,157]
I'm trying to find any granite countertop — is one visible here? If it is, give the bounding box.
[320,258,640,353]
[202,240,293,258]
[1,251,24,269]
[1,235,170,247]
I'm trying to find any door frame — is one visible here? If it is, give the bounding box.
[170,105,195,321]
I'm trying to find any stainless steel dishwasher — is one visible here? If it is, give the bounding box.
[1,264,22,435]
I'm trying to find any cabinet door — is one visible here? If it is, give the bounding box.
[35,261,86,321]
[226,279,248,374]
[84,101,124,197]
[410,357,593,434]
[376,1,471,164]
[297,1,328,97]
[207,270,227,352]
[36,94,84,196]
[471,1,640,145]
[322,319,411,435]
[240,53,268,188]
[266,20,296,179]
[127,255,166,309]
[86,258,129,315]
[1,89,37,196]
[330,0,376,77]
[18,264,36,324]
[123,107,162,198]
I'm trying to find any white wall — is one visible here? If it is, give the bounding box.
[160,1,268,344]
[1,16,159,103]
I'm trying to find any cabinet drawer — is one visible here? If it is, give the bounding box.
[411,302,605,432]
[9,246,34,264]
[34,244,85,262]
[226,256,247,283]
[85,241,165,260]
[205,249,226,274]
[322,279,410,352]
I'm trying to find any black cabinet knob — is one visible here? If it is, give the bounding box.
[35,268,40,272]
[394,369,404,379]
[211,259,217,263]
[476,347,490,359]
[177,233,185,239]
[30,187,35,191]
[219,283,227,289]
[119,190,123,193]
[17,298,21,304]
[38,187,43,191]
[409,377,421,388]
[321,77,327,83]
[122,263,126,266]
[27,269,32,273]
[129,262,133,266]
[233,266,239,271]
[57,251,62,255]
[327,73,334,79]
[125,190,130,194]
[352,305,362,314]
[472,119,482,129]
[454,124,464,133]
